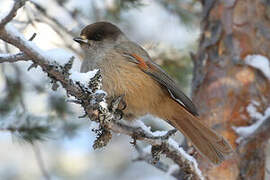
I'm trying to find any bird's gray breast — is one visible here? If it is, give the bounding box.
[80,50,107,73]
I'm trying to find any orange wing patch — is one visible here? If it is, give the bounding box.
[131,53,148,70]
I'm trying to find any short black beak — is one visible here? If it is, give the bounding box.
[73,37,88,44]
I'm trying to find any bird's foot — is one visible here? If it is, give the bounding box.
[109,95,126,120]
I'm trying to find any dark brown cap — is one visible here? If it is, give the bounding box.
[80,21,123,41]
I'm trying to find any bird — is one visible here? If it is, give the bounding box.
[73,21,233,164]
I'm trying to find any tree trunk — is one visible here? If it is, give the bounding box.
[192,0,270,179]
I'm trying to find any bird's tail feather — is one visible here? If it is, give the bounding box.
[171,111,233,164]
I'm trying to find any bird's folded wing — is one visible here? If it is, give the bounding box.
[115,42,199,116]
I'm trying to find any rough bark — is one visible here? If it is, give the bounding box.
[192,0,270,179]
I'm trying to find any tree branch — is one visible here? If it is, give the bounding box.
[0,52,29,63]
[32,143,51,180]
[0,0,27,29]
[0,4,204,180]
[134,144,186,180]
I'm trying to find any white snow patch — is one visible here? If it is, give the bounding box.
[0,53,13,58]
[166,164,179,176]
[70,69,99,86]
[246,101,263,120]
[132,120,203,179]
[95,90,107,96]
[143,145,152,154]
[133,120,153,134]
[132,120,171,137]
[44,49,76,66]
[6,24,45,56]
[4,25,81,69]
[151,130,168,137]
[168,138,204,180]
[233,101,270,142]
[245,54,270,79]
[132,120,168,136]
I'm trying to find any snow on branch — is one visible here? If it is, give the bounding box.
[134,144,184,179]
[133,120,203,179]
[245,54,270,80]
[0,52,29,63]
[70,69,99,86]
[233,101,270,143]
[0,3,204,180]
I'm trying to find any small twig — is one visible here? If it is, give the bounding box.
[28,62,38,71]
[28,32,37,41]
[134,144,185,180]
[161,129,178,140]
[134,144,170,171]
[0,52,29,63]
[66,99,82,104]
[32,143,51,180]
[0,0,27,29]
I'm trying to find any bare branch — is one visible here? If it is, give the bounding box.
[32,144,51,180]
[0,0,27,29]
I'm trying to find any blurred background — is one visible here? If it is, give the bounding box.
[0,0,201,179]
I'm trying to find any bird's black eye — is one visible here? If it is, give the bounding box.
[91,33,103,41]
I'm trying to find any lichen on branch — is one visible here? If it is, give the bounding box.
[0,3,204,179]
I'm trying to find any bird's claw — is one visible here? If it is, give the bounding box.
[114,109,123,120]
[110,95,126,120]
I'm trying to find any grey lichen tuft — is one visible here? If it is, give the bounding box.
[93,127,112,149]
